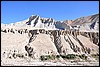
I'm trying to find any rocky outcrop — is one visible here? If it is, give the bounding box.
[51,30,62,54]
[69,14,99,32]
[80,32,99,45]
[21,28,99,59]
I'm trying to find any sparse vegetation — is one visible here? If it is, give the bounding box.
[40,54,91,61]
[56,55,60,58]
[40,55,59,61]
[40,54,88,61]
[91,53,99,60]
[91,53,99,58]
[63,54,76,59]
[78,54,87,60]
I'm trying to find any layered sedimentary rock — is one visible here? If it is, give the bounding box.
[68,14,99,32]
[1,14,99,60]
[22,29,99,59]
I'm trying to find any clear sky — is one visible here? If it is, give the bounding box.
[1,1,99,24]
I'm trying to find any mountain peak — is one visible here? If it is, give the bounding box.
[1,14,99,32]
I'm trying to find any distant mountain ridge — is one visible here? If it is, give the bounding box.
[69,14,99,25]
[63,14,99,31]
[1,14,99,32]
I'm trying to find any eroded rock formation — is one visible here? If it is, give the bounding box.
[1,14,99,59]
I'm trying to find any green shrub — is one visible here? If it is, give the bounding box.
[78,54,87,60]
[56,55,60,58]
[40,54,90,61]
[60,55,66,58]
[40,55,51,61]
[60,54,76,59]
[50,55,56,60]
[91,54,99,58]
[40,55,59,61]
[91,54,99,61]
[66,54,76,59]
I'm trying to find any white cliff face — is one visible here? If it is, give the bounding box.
[26,15,69,30]
[31,16,42,28]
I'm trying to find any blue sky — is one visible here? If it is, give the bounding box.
[1,1,99,24]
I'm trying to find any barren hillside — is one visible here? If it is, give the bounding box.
[1,14,99,66]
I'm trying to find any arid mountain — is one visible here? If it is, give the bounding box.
[63,14,99,32]
[70,14,99,25]
[1,14,99,66]
[1,14,99,32]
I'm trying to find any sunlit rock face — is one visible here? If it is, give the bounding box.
[66,14,99,32]
[1,14,99,61]
[1,14,99,32]
[26,15,70,30]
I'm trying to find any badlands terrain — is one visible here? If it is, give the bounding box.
[1,14,99,66]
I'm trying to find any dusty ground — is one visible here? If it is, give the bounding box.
[1,58,99,66]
